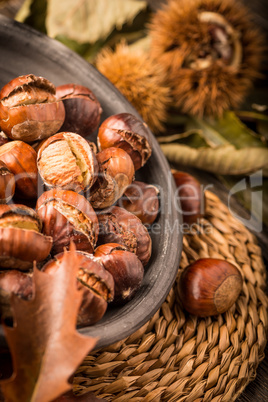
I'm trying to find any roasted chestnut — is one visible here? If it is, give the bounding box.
[0,74,65,142]
[0,270,33,320]
[0,140,38,199]
[94,243,144,305]
[118,180,159,225]
[0,161,15,203]
[97,113,152,170]
[0,204,52,270]
[97,206,152,266]
[172,170,205,224]
[37,132,99,193]
[56,84,102,137]
[89,147,135,209]
[178,258,243,316]
[36,188,99,255]
[42,250,114,326]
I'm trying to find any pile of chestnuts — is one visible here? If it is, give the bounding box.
[0,74,160,327]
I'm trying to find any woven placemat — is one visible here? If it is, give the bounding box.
[73,191,268,402]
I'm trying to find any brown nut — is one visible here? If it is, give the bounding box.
[118,180,159,225]
[178,258,243,317]
[0,74,65,142]
[37,132,99,192]
[89,147,135,209]
[97,206,152,266]
[94,243,144,305]
[172,170,205,224]
[0,204,53,270]
[0,270,33,320]
[97,113,152,170]
[42,250,114,326]
[0,140,37,199]
[0,131,9,146]
[36,188,99,255]
[0,161,15,203]
[56,84,102,137]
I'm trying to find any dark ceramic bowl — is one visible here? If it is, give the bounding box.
[0,15,182,349]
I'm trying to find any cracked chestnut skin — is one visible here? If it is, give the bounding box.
[97,206,152,266]
[0,204,53,270]
[36,189,99,255]
[42,250,114,326]
[97,113,152,170]
[56,84,102,137]
[94,243,144,305]
[0,74,65,143]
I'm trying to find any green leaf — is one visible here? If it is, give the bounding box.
[157,130,208,148]
[186,116,230,147]
[46,0,147,44]
[160,144,268,176]
[202,111,266,149]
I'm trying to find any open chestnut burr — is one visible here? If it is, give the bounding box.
[0,74,65,142]
[56,84,102,137]
[97,206,152,266]
[97,112,152,170]
[42,250,114,326]
[36,188,99,255]
[94,243,144,305]
[0,204,52,270]
[0,140,37,199]
[89,147,135,209]
[37,131,99,193]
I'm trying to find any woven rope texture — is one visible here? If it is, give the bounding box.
[74,191,268,402]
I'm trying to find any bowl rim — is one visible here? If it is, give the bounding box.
[0,15,183,350]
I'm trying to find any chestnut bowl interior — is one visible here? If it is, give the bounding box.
[0,15,182,350]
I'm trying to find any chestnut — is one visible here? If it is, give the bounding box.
[37,132,99,193]
[0,270,33,320]
[0,74,65,142]
[0,161,15,203]
[178,258,243,317]
[89,147,135,209]
[36,188,99,255]
[56,84,102,137]
[118,180,159,225]
[172,170,205,224]
[42,250,114,326]
[94,243,144,305]
[0,204,53,270]
[97,206,152,266]
[97,112,152,170]
[0,131,9,146]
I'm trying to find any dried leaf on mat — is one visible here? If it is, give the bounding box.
[160,143,268,176]
[0,243,97,402]
[46,0,147,44]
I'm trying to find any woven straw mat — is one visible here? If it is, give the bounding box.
[73,191,268,402]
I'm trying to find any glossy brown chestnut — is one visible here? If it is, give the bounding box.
[94,243,144,305]
[0,161,15,203]
[37,132,98,192]
[178,258,243,316]
[36,188,99,255]
[56,84,102,137]
[0,74,65,142]
[0,204,53,270]
[97,206,152,266]
[0,270,33,320]
[118,180,159,225]
[0,140,37,199]
[97,112,152,170]
[89,147,135,209]
[43,250,114,326]
[172,170,205,224]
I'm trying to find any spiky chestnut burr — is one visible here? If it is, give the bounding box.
[149,0,264,117]
[95,42,170,133]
